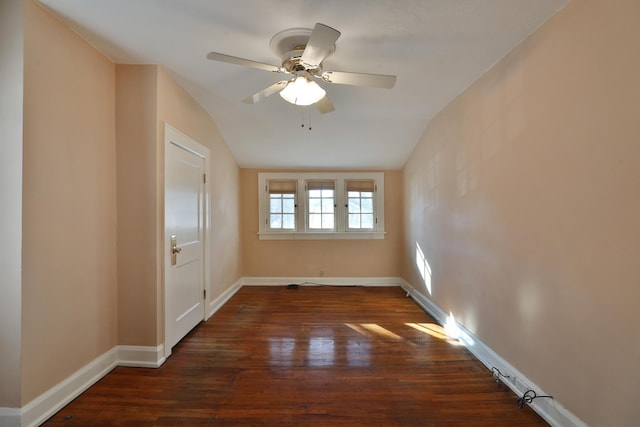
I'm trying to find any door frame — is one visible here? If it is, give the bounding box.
[163,123,211,359]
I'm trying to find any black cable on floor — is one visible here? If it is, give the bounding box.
[491,367,511,389]
[517,389,553,409]
[491,367,510,382]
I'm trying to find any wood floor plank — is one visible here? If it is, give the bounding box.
[43,286,548,426]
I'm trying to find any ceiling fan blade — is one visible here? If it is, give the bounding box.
[320,70,396,89]
[242,80,289,104]
[207,52,282,73]
[315,95,335,114]
[301,23,341,69]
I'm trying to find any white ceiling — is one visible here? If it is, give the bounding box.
[38,0,568,170]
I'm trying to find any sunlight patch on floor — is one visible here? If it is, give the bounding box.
[345,323,405,342]
[405,322,463,346]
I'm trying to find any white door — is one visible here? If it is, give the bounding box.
[164,125,209,356]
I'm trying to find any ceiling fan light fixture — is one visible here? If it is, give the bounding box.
[279,76,326,106]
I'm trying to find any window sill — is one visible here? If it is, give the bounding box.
[258,231,386,240]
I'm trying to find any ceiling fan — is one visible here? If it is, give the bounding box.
[206,23,396,114]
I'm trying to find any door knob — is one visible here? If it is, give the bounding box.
[170,235,181,265]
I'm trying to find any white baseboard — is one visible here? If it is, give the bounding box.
[401,281,587,427]
[20,347,119,427]
[241,276,405,287]
[17,279,244,426]
[117,345,165,368]
[18,345,167,427]
[208,279,242,319]
[0,407,20,427]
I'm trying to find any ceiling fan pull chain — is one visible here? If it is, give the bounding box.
[300,109,313,131]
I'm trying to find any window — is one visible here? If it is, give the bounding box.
[258,172,385,240]
[267,180,297,231]
[307,180,336,231]
[346,180,375,230]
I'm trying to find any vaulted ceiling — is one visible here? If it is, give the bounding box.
[39,0,569,169]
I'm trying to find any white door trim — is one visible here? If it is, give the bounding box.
[163,123,210,359]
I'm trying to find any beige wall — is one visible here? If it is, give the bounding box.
[116,65,159,346]
[402,0,640,425]
[0,0,24,410]
[241,169,403,278]
[22,0,118,403]
[116,65,242,346]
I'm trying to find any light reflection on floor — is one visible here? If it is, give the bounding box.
[268,321,461,367]
[268,337,296,367]
[346,339,371,367]
[308,337,335,367]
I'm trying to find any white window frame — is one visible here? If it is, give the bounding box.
[266,179,298,232]
[258,172,385,240]
[305,179,337,232]
[345,179,377,232]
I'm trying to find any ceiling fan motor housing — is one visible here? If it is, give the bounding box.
[271,28,334,73]
[282,49,323,75]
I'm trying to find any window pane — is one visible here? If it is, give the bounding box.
[348,191,360,198]
[361,214,374,228]
[361,198,373,213]
[309,198,321,213]
[269,192,295,230]
[270,215,282,228]
[282,214,295,229]
[321,189,334,197]
[309,213,321,229]
[348,214,360,228]
[309,189,322,198]
[348,198,360,213]
[322,214,334,229]
[360,192,373,198]
[283,198,295,213]
[270,198,282,213]
[321,199,334,213]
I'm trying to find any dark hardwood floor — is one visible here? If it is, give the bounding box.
[44,286,548,426]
